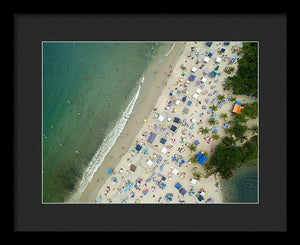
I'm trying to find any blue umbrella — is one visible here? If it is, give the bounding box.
[108,169,112,174]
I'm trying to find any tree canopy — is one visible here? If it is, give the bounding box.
[226,42,258,97]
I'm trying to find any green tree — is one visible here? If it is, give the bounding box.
[190,155,198,164]
[201,127,210,135]
[243,101,258,119]
[212,134,220,141]
[208,118,216,126]
[220,113,228,120]
[188,144,197,153]
[210,105,218,112]
[217,94,225,102]
[227,42,258,96]
[193,172,202,181]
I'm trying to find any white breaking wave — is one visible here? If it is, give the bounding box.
[67,79,143,202]
[165,43,176,56]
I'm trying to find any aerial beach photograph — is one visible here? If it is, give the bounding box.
[42,41,259,204]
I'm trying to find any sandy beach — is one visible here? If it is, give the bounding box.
[75,41,257,204]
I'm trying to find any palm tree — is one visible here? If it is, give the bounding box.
[201,127,210,135]
[230,96,237,103]
[210,104,218,112]
[208,118,216,126]
[190,155,198,164]
[202,152,208,158]
[217,94,225,101]
[229,66,235,73]
[220,113,228,120]
[193,172,202,181]
[239,135,248,143]
[188,144,197,153]
[212,134,220,141]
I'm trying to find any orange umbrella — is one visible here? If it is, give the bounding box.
[234,46,239,51]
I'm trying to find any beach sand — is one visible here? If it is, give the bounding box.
[75,41,257,204]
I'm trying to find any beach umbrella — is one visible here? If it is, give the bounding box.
[168,72,172,76]
[108,169,112,174]
[169,92,173,96]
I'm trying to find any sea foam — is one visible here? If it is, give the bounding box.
[165,43,176,57]
[67,78,143,202]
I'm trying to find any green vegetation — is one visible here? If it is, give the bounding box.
[243,101,258,119]
[205,135,258,179]
[225,42,258,97]
[200,127,210,135]
[193,172,202,181]
[188,144,197,153]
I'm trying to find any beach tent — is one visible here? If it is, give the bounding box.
[174,117,180,123]
[206,41,212,47]
[147,132,156,144]
[135,144,142,152]
[196,88,201,94]
[188,74,196,81]
[175,100,180,105]
[204,57,210,63]
[197,195,204,202]
[192,93,199,99]
[224,42,230,45]
[201,77,207,83]
[194,140,200,146]
[172,168,179,175]
[160,138,167,144]
[179,188,187,196]
[170,125,177,132]
[232,104,244,114]
[158,115,164,122]
[161,147,167,154]
[210,71,217,78]
[203,68,210,75]
[215,57,222,63]
[191,179,197,184]
[175,182,182,190]
[191,67,197,72]
[146,159,153,167]
[220,48,225,53]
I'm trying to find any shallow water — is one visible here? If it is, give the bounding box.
[42,42,174,202]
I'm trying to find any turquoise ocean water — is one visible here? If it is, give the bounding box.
[42,42,174,202]
[221,159,258,203]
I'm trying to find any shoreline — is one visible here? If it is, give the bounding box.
[69,41,257,204]
[75,42,186,203]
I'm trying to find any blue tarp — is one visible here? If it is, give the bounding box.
[224,42,230,45]
[174,117,180,123]
[135,144,142,152]
[188,74,196,81]
[206,41,212,47]
[147,132,156,144]
[175,182,182,190]
[179,188,187,196]
[160,138,166,144]
[170,125,177,132]
[210,71,217,78]
[197,195,204,202]
[236,101,242,105]
[196,153,208,165]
